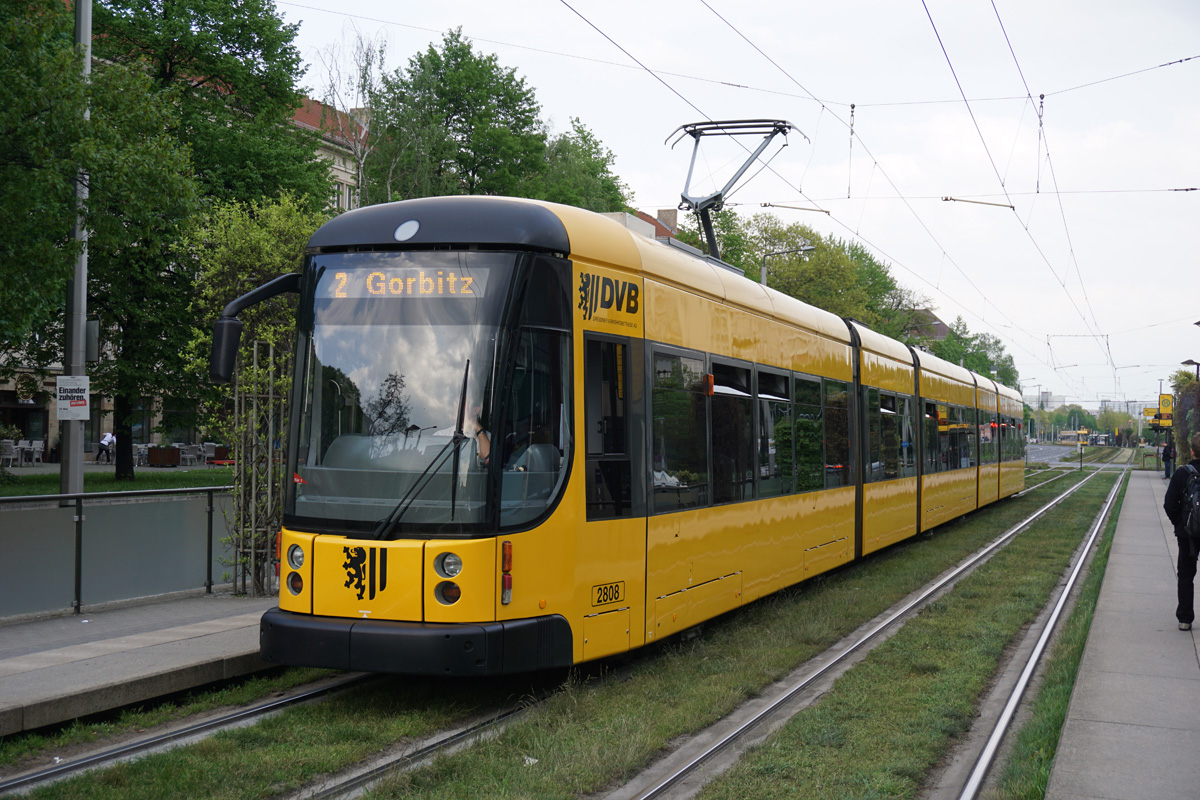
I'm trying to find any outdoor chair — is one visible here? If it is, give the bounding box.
[0,440,15,469]
[30,440,44,465]
[180,445,201,467]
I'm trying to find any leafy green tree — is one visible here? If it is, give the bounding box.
[71,62,200,479]
[832,237,929,341]
[93,0,330,209]
[369,28,545,200]
[0,0,87,347]
[531,118,630,211]
[928,317,1018,388]
[1049,404,1097,435]
[184,193,330,439]
[677,208,754,275]
[1170,368,1198,454]
[750,214,870,320]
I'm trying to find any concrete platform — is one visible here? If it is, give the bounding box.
[0,594,275,737]
[1045,469,1200,799]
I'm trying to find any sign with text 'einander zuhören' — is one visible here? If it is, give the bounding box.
[56,376,90,421]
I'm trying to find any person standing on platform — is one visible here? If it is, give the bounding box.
[1164,438,1176,479]
[1164,432,1200,630]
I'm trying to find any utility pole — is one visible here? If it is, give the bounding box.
[61,1,91,500]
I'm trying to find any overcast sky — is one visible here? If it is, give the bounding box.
[280,0,1200,412]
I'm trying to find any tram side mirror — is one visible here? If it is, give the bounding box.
[209,316,243,384]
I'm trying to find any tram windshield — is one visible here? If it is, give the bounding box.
[285,251,573,537]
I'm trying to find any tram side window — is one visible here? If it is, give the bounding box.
[979,412,997,465]
[712,362,754,505]
[757,370,791,499]
[869,391,913,482]
[863,387,882,482]
[652,350,709,512]
[499,328,572,528]
[898,395,918,478]
[825,380,851,488]
[924,402,941,473]
[879,393,900,480]
[794,376,824,492]
[963,406,978,468]
[585,337,636,520]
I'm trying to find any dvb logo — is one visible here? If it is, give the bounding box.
[579,272,639,321]
[342,546,388,600]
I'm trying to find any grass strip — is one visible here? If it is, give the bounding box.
[986,473,1125,798]
[363,477,1105,799]
[694,473,1121,799]
[20,474,1096,799]
[19,675,526,800]
[0,668,331,770]
[0,468,233,497]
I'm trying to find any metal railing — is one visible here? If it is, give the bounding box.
[0,486,232,614]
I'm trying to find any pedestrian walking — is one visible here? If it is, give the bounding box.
[1164,438,1176,479]
[1164,433,1200,630]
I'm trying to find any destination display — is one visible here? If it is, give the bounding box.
[328,269,488,299]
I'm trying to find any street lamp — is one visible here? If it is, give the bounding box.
[760,245,814,285]
[1185,359,1200,380]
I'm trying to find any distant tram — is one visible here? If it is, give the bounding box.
[210,196,1026,676]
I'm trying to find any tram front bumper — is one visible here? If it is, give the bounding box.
[259,608,573,676]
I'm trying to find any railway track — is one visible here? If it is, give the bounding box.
[2,472,1121,799]
[0,673,373,796]
[605,469,1121,800]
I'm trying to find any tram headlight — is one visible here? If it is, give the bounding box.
[286,544,305,570]
[287,571,303,595]
[436,552,463,578]
[435,581,461,605]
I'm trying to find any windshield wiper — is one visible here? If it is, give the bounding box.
[369,361,470,540]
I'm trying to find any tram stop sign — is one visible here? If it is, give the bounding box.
[1159,393,1174,427]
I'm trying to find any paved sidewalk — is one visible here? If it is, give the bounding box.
[1045,469,1200,799]
[0,594,275,736]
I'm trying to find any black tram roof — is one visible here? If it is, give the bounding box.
[307,196,571,254]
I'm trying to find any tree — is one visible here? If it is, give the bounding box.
[84,63,200,479]
[368,28,545,200]
[1170,368,1199,456]
[928,317,1019,389]
[316,28,385,209]
[0,0,88,347]
[1050,404,1097,434]
[530,118,630,211]
[92,0,330,210]
[677,208,755,275]
[832,237,929,341]
[185,193,330,438]
[1,20,202,481]
[181,194,327,590]
[750,214,870,320]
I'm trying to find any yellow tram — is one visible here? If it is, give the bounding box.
[209,196,1025,675]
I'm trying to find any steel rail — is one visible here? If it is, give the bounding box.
[957,468,1127,799]
[635,469,1104,799]
[0,673,371,795]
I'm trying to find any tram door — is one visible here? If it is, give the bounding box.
[580,334,646,659]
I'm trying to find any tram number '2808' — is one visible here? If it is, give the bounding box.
[591,581,625,607]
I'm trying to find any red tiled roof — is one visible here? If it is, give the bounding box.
[293,97,366,148]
